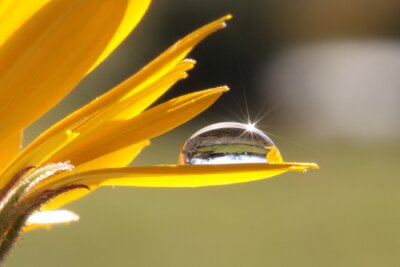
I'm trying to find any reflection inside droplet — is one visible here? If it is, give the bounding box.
[178,122,283,165]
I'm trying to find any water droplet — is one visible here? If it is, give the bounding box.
[179,122,283,165]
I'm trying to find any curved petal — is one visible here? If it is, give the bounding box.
[88,0,151,73]
[0,131,22,173]
[51,87,229,166]
[0,15,230,190]
[0,0,51,48]
[74,59,196,136]
[76,140,150,172]
[40,140,150,211]
[36,163,319,193]
[0,0,149,142]
[98,163,319,187]
[0,130,79,189]
[21,15,230,164]
[0,58,193,189]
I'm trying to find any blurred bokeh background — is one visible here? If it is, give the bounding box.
[7,0,400,266]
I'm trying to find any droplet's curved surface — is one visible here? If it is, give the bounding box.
[179,122,283,165]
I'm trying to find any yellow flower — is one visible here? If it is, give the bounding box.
[0,0,317,259]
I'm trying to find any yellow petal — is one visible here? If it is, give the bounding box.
[104,59,196,121]
[42,141,149,211]
[0,0,149,142]
[88,0,151,73]
[2,15,230,185]
[0,130,79,189]
[30,14,229,150]
[115,15,232,102]
[1,58,192,190]
[0,1,51,47]
[38,163,319,192]
[75,58,196,135]
[39,14,230,143]
[51,87,229,166]
[41,140,150,211]
[0,131,22,173]
[0,15,230,194]
[77,140,150,172]
[97,163,319,187]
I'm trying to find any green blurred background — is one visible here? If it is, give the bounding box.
[7,0,400,266]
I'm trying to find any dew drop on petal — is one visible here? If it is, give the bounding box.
[178,122,283,165]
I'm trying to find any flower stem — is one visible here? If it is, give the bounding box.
[0,211,29,262]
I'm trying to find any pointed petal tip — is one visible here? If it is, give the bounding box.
[222,85,230,92]
[309,163,320,169]
[217,85,230,93]
[226,14,234,20]
[196,14,233,40]
[203,85,230,98]
[285,162,319,172]
[200,86,230,96]
[220,14,233,27]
